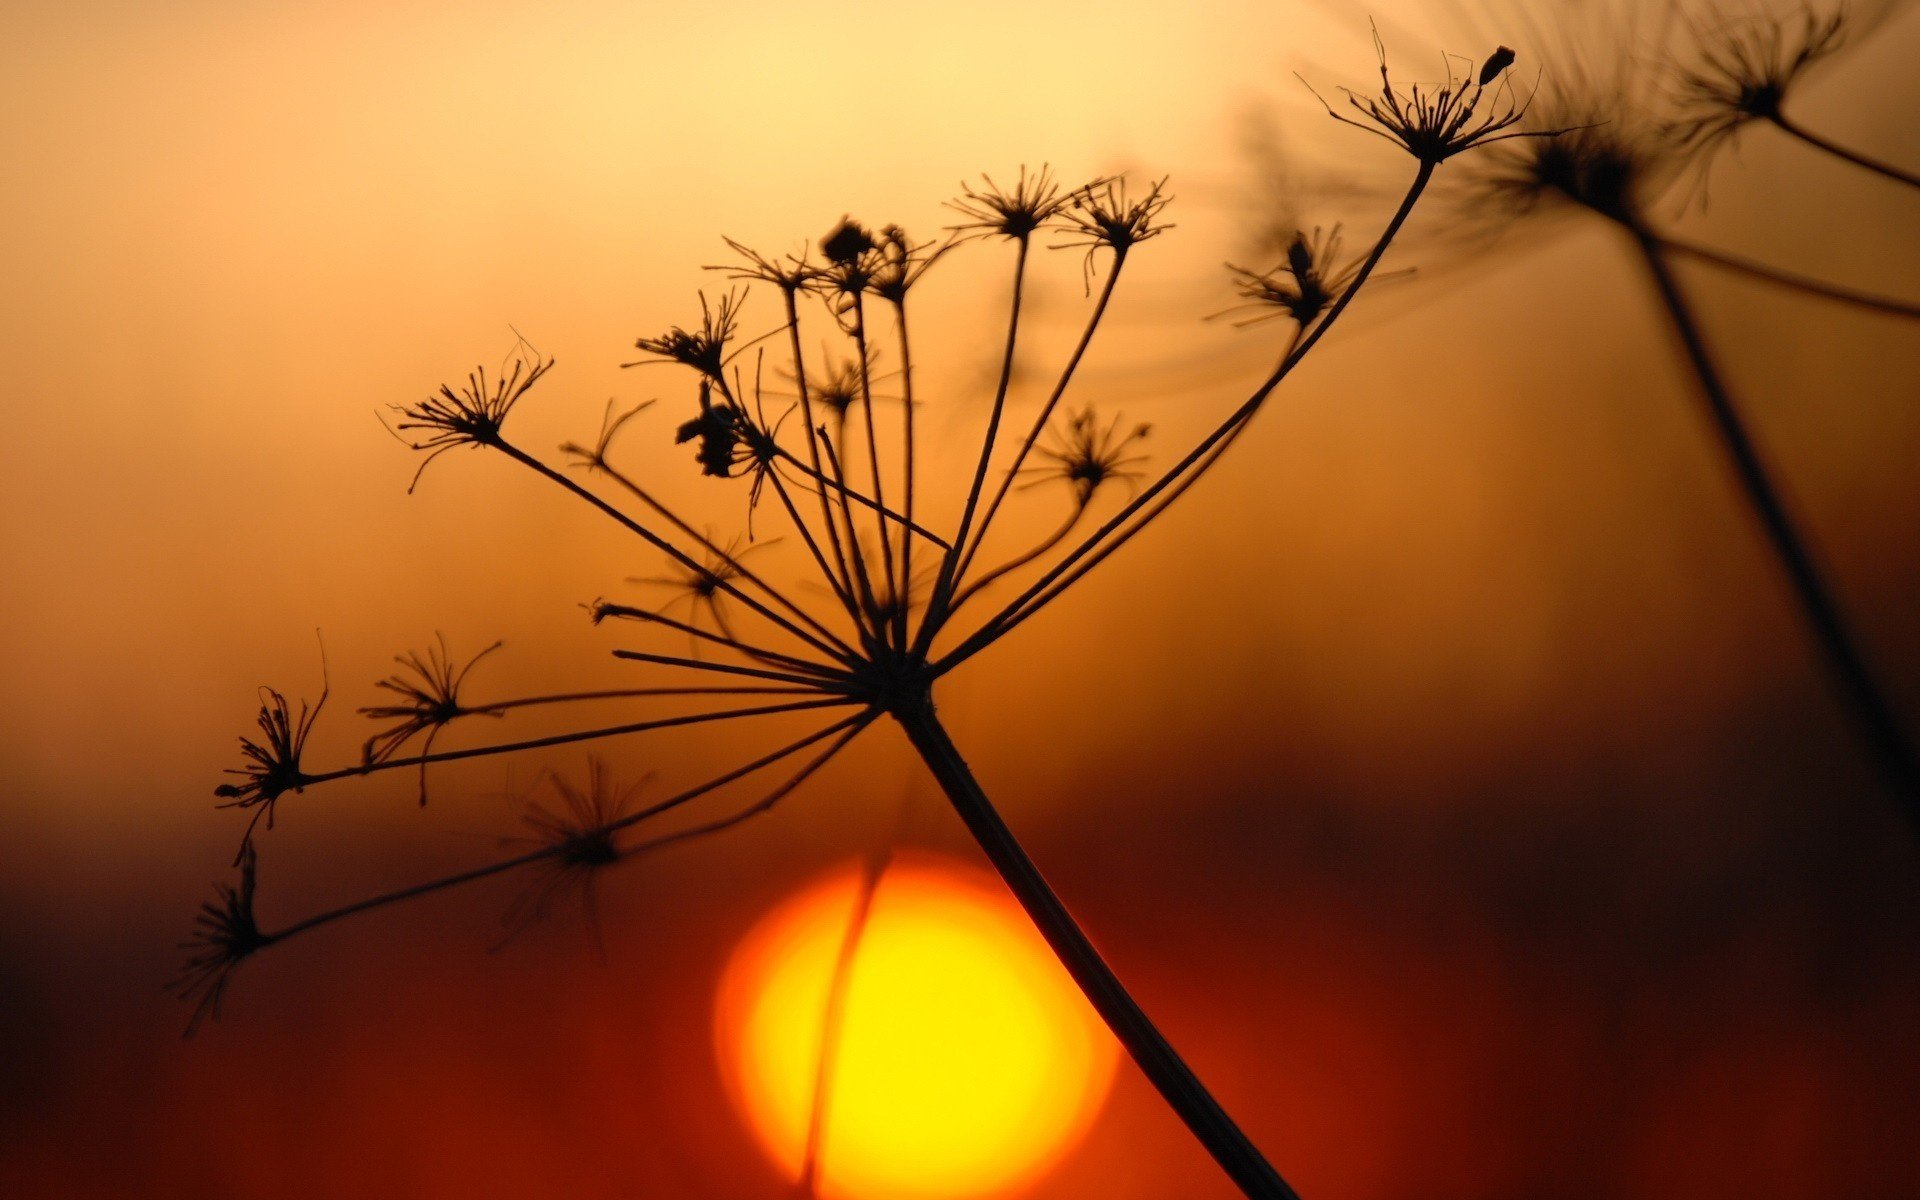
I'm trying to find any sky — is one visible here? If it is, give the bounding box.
[3,1,1918,1197]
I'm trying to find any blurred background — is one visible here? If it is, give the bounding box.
[2,0,1917,1196]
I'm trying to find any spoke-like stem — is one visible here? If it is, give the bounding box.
[893,297,921,653]
[817,431,883,639]
[592,603,845,677]
[781,291,861,605]
[965,328,1309,647]
[767,444,949,549]
[766,467,870,639]
[849,293,901,640]
[894,699,1298,1200]
[1772,111,1920,191]
[918,237,1033,657]
[1632,229,1920,831]
[261,712,873,947]
[608,649,852,690]
[948,503,1088,611]
[1658,236,1920,319]
[622,717,873,859]
[953,249,1128,588]
[580,457,860,657]
[938,163,1435,673]
[479,685,820,712]
[297,697,860,790]
[495,439,857,666]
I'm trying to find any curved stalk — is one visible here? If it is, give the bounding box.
[953,251,1129,587]
[1771,111,1920,191]
[1658,236,1920,319]
[936,163,1434,674]
[894,698,1298,1200]
[1631,228,1920,831]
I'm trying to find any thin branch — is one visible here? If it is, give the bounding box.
[479,685,823,712]
[917,237,1033,657]
[1658,235,1920,319]
[259,712,875,947]
[951,248,1128,590]
[937,162,1437,673]
[592,603,847,678]
[297,697,861,790]
[495,439,858,667]
[609,649,855,690]
[892,297,921,652]
[947,503,1088,611]
[573,455,861,658]
[1771,111,1920,190]
[1633,229,1920,831]
[795,844,892,1198]
[615,716,873,858]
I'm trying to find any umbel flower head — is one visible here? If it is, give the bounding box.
[185,144,1484,1198]
[359,635,505,804]
[1054,175,1174,288]
[1667,4,1849,163]
[170,844,268,1036]
[1023,407,1152,506]
[213,662,328,853]
[627,533,778,645]
[499,759,641,939]
[1466,93,1678,230]
[1303,30,1542,165]
[626,288,748,381]
[946,165,1081,241]
[389,343,554,491]
[1217,226,1387,328]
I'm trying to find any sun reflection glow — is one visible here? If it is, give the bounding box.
[716,855,1119,1199]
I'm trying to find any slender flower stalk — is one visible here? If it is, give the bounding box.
[188,38,1538,1195]
[1668,3,1920,190]
[1462,80,1920,830]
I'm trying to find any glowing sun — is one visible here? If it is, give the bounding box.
[716,855,1119,1199]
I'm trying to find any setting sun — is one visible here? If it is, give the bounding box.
[716,856,1119,1199]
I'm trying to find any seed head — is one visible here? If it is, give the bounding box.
[359,635,505,804]
[1667,6,1849,166]
[711,237,821,294]
[1303,30,1550,164]
[214,664,328,855]
[1469,111,1671,228]
[627,289,748,381]
[499,760,644,941]
[947,165,1084,241]
[388,344,553,491]
[1216,226,1383,328]
[868,225,950,305]
[1053,175,1175,288]
[171,843,269,1036]
[820,217,878,265]
[1023,407,1153,506]
[626,533,775,644]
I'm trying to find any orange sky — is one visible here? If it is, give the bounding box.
[3,1,1919,1196]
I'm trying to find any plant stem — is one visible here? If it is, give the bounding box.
[1631,229,1920,831]
[893,698,1299,1200]
[1771,111,1920,191]
[1657,236,1920,319]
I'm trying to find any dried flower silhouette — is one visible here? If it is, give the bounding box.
[170,844,266,1035]
[497,759,642,942]
[189,38,1547,1200]
[1668,2,1920,189]
[1443,12,1920,827]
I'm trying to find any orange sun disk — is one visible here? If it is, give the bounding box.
[716,855,1119,1199]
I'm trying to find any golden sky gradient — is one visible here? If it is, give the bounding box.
[3,0,1918,1196]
